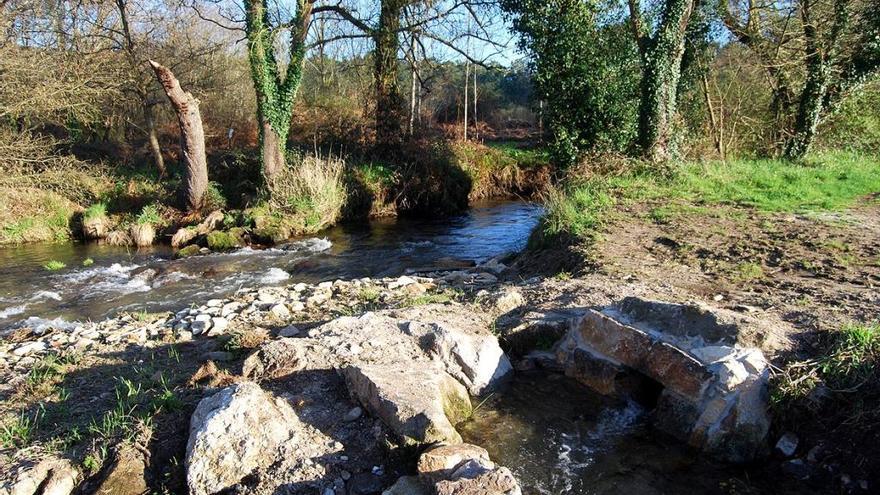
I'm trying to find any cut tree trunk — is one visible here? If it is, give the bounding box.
[149,60,209,212]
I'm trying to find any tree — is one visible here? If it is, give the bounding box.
[719,0,880,159]
[243,0,313,179]
[149,60,208,212]
[627,0,698,161]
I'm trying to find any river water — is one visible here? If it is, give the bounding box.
[0,200,541,331]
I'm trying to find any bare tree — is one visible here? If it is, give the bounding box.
[149,60,208,211]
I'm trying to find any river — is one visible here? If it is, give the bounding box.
[0,200,541,331]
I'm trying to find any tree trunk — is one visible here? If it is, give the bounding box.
[463,60,469,141]
[149,60,208,212]
[144,102,166,177]
[261,121,286,179]
[630,0,694,162]
[374,0,405,154]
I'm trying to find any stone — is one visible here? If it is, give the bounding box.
[555,300,773,462]
[279,324,300,337]
[383,476,430,495]
[434,465,521,495]
[343,363,471,446]
[776,432,799,457]
[270,303,291,319]
[206,317,229,336]
[206,299,223,307]
[191,314,213,335]
[186,382,299,495]
[220,302,242,317]
[389,276,417,289]
[7,457,78,495]
[92,445,148,495]
[201,351,234,362]
[493,288,525,314]
[343,406,363,422]
[405,320,513,396]
[176,330,193,342]
[12,341,47,357]
[417,444,493,481]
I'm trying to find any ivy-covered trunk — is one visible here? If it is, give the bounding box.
[245,0,309,180]
[629,0,694,162]
[784,0,849,160]
[373,0,406,154]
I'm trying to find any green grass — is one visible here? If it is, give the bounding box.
[83,202,108,221]
[43,260,66,271]
[82,257,94,266]
[542,151,880,242]
[772,322,879,422]
[0,408,43,448]
[136,204,161,225]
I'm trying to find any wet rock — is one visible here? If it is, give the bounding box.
[279,324,300,337]
[776,432,799,457]
[186,382,298,495]
[555,298,773,462]
[343,363,471,446]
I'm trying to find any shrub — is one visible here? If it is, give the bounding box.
[43,260,66,271]
[266,153,347,234]
[136,204,161,225]
[83,202,108,221]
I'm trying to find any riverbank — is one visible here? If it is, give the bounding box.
[0,140,550,248]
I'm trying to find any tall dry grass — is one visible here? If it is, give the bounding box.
[266,152,347,232]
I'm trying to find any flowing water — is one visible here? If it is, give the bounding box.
[460,371,769,495]
[0,200,541,331]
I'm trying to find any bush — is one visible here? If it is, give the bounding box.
[136,204,161,225]
[266,153,347,233]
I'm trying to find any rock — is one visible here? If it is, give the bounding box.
[405,320,513,396]
[416,445,521,495]
[186,382,299,495]
[206,299,223,307]
[270,303,291,319]
[383,476,430,495]
[477,259,507,276]
[389,276,417,289]
[201,351,234,362]
[279,324,300,337]
[556,299,773,462]
[6,457,78,495]
[343,406,363,422]
[776,432,799,457]
[780,459,812,480]
[92,445,148,495]
[434,465,521,495]
[348,472,386,495]
[206,317,229,336]
[417,444,493,481]
[493,288,525,314]
[12,341,47,357]
[191,314,213,335]
[220,302,242,317]
[343,363,471,446]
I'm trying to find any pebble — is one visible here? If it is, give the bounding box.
[343,406,362,422]
[270,304,291,319]
[279,325,300,337]
[775,432,799,457]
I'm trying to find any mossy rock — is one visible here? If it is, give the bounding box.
[206,229,243,251]
[176,244,203,258]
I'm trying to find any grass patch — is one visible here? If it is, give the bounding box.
[732,262,765,282]
[0,408,43,448]
[772,322,880,424]
[402,288,462,307]
[136,204,161,225]
[82,257,94,266]
[266,153,347,235]
[540,151,880,243]
[43,260,66,271]
[83,202,108,221]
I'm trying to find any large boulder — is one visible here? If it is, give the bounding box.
[186,382,299,495]
[343,363,472,446]
[555,298,773,462]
